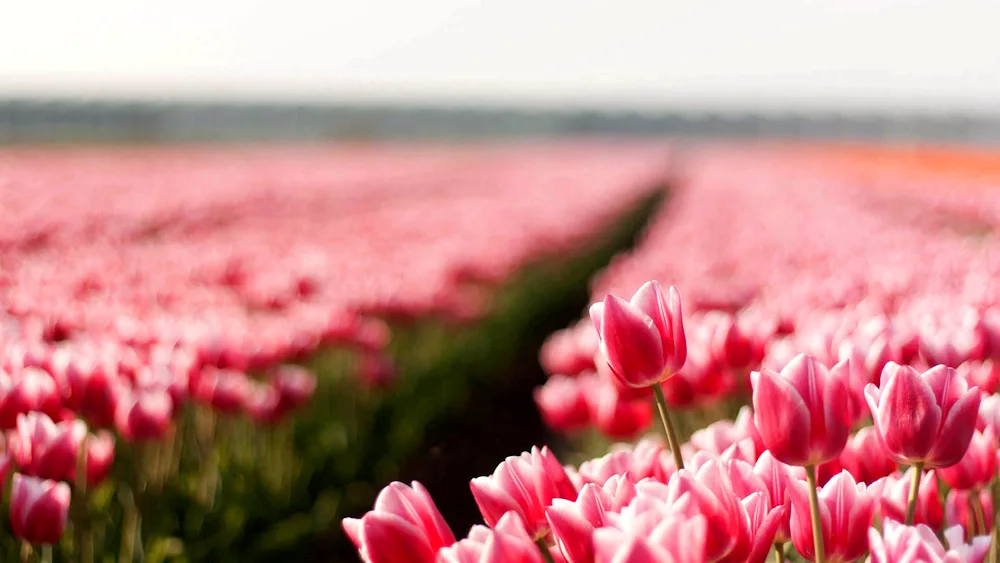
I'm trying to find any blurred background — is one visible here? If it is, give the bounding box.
[2,0,999,143]
[2,2,1000,562]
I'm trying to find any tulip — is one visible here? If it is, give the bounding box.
[9,412,86,482]
[63,359,122,428]
[583,376,653,440]
[662,461,750,562]
[789,470,885,563]
[470,447,577,537]
[0,368,63,430]
[437,513,544,563]
[869,520,991,563]
[748,451,806,545]
[939,427,996,491]
[9,473,71,545]
[271,364,316,411]
[837,426,897,485]
[945,489,993,541]
[866,363,980,469]
[589,281,686,388]
[114,388,173,442]
[546,484,612,563]
[343,481,455,563]
[577,439,668,486]
[534,376,589,432]
[192,368,249,414]
[880,468,943,531]
[84,431,115,486]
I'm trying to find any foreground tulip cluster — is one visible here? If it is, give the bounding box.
[346,147,1000,562]
[349,283,1000,562]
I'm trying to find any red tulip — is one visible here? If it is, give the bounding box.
[589,281,686,388]
[869,520,990,563]
[470,447,577,537]
[751,354,851,466]
[789,470,885,563]
[9,473,70,545]
[63,359,122,428]
[865,363,980,468]
[343,481,455,563]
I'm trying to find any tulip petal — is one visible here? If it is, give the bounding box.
[877,367,941,462]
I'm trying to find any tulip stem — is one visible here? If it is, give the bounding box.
[905,462,924,525]
[19,542,30,563]
[991,471,1000,563]
[972,492,987,538]
[534,537,556,563]
[805,465,826,563]
[652,384,685,471]
[773,543,785,563]
[74,434,94,563]
[40,545,52,563]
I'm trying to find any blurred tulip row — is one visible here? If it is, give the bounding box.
[348,145,1000,562]
[0,142,672,560]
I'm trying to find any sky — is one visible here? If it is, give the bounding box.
[2,0,1000,114]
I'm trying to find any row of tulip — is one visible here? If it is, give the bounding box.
[0,142,673,559]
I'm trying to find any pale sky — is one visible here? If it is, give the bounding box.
[2,0,1000,114]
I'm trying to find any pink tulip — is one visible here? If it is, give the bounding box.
[837,426,897,485]
[589,281,686,388]
[751,354,851,466]
[945,489,993,541]
[577,439,668,486]
[0,368,62,430]
[343,481,455,563]
[115,388,173,441]
[470,447,577,537]
[789,470,885,563]
[662,461,750,562]
[939,427,996,491]
[708,313,753,370]
[193,368,250,414]
[880,468,943,531]
[869,520,990,563]
[534,376,589,432]
[271,364,316,411]
[437,512,544,563]
[84,431,115,486]
[583,377,653,440]
[593,513,706,563]
[977,393,1000,437]
[688,407,763,461]
[9,412,85,482]
[959,360,1000,395]
[865,363,980,468]
[63,359,122,428]
[546,484,614,563]
[747,451,806,544]
[9,473,70,545]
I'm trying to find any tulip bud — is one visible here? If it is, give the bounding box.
[590,282,685,388]
[115,389,173,442]
[9,473,70,545]
[865,363,980,468]
[751,354,851,466]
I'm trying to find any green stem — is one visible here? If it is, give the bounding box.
[773,543,785,563]
[805,465,827,563]
[119,486,139,563]
[40,545,52,563]
[905,463,925,525]
[991,470,1000,563]
[972,491,987,538]
[19,542,30,563]
[534,537,555,563]
[652,383,685,471]
[74,434,94,563]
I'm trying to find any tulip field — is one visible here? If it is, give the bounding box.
[348,142,1000,563]
[4,138,1000,563]
[0,141,671,562]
